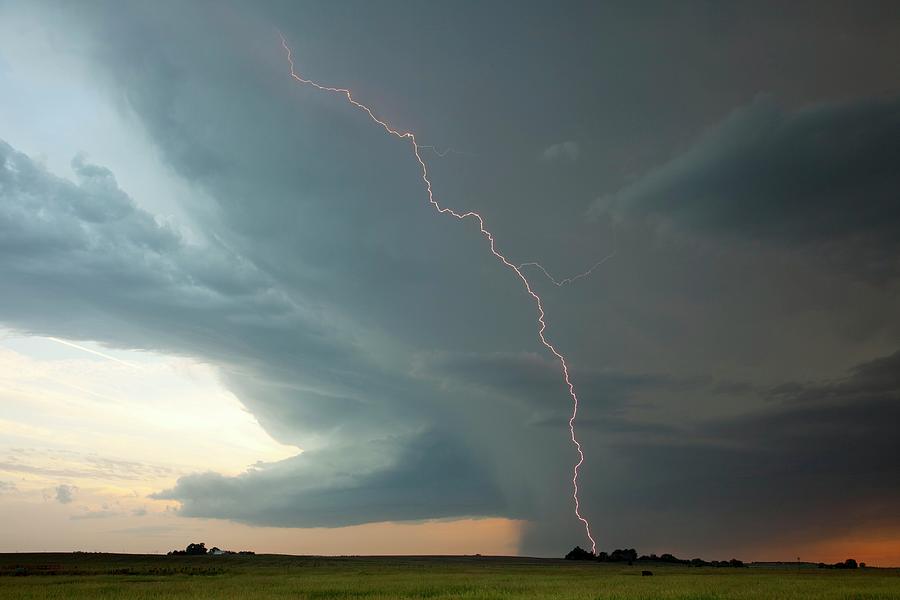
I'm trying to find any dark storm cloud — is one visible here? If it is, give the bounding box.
[421,351,710,416]
[606,351,900,549]
[541,141,580,162]
[423,351,674,398]
[3,0,900,559]
[592,96,900,273]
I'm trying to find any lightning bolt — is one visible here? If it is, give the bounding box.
[279,34,597,553]
[520,228,617,287]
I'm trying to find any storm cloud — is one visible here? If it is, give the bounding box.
[1,0,899,559]
[154,431,509,528]
[0,137,520,525]
[597,350,900,552]
[592,96,900,278]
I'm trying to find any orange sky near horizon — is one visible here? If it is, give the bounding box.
[793,531,900,568]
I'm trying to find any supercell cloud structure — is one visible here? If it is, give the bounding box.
[0,1,899,557]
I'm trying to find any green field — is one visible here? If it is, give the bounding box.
[1,553,898,599]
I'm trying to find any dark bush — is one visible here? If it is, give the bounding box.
[168,542,210,556]
[186,543,208,556]
[565,546,595,560]
[820,558,859,569]
[609,548,638,563]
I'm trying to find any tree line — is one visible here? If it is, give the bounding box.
[565,546,745,567]
[565,546,865,569]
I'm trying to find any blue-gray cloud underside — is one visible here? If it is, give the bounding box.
[153,431,508,528]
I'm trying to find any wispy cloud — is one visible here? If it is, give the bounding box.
[70,506,123,520]
[46,337,143,370]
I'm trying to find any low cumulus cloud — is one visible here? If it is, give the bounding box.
[55,484,75,504]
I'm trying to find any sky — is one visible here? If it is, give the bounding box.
[0,0,898,565]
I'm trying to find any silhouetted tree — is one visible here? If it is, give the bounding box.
[574,545,747,568]
[185,542,208,556]
[564,546,595,560]
[660,553,681,564]
[609,548,638,563]
[818,558,859,569]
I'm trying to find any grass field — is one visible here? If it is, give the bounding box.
[1,553,898,599]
